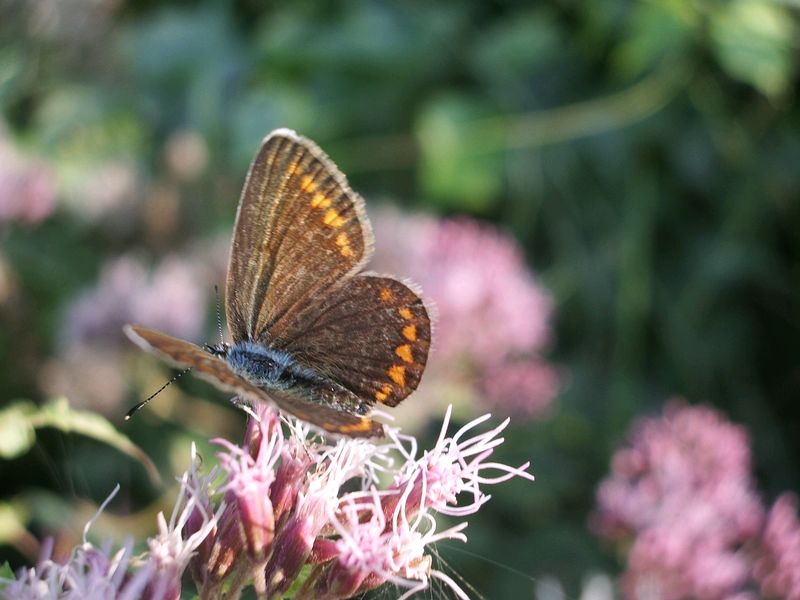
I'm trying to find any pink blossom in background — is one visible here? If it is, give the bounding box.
[754,493,800,600]
[418,217,552,361]
[480,360,559,419]
[372,208,558,420]
[44,254,208,412]
[64,160,140,226]
[63,254,207,346]
[0,134,56,226]
[592,401,765,600]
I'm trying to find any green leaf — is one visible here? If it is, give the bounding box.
[416,95,504,212]
[0,401,37,459]
[0,47,26,110]
[0,398,160,486]
[0,561,12,578]
[0,561,15,590]
[284,563,315,597]
[471,9,564,84]
[22,491,77,533]
[612,1,694,76]
[0,503,28,546]
[230,87,317,168]
[710,0,797,99]
[34,398,161,485]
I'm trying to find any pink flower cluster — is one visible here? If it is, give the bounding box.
[2,406,534,600]
[63,255,207,347]
[0,133,56,227]
[194,404,532,600]
[0,450,220,600]
[593,400,800,600]
[372,210,558,419]
[755,493,800,599]
[43,254,208,413]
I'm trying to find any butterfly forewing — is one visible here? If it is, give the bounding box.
[273,275,431,408]
[124,325,383,437]
[226,130,373,343]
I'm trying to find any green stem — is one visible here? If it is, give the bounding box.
[220,561,250,600]
[334,60,692,173]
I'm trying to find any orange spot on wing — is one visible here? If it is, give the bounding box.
[300,175,317,192]
[375,384,392,402]
[380,287,394,302]
[338,420,374,434]
[388,365,406,387]
[395,344,413,363]
[402,324,417,341]
[311,193,331,208]
[336,232,353,257]
[323,209,346,228]
[398,307,413,320]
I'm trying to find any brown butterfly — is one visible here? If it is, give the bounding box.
[125,129,430,437]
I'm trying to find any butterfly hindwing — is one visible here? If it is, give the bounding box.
[225,130,373,344]
[267,388,384,437]
[273,275,431,408]
[124,325,383,437]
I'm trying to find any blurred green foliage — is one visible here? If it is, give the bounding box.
[1,0,799,597]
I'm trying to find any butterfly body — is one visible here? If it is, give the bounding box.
[125,129,431,437]
[219,341,371,416]
[224,342,304,389]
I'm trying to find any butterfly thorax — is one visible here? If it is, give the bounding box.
[223,341,314,389]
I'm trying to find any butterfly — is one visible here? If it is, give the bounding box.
[124,129,431,437]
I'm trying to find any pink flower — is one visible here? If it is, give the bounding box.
[418,218,551,361]
[144,444,224,600]
[319,487,469,600]
[213,414,283,563]
[592,400,765,600]
[2,406,534,599]
[0,450,219,600]
[480,360,559,419]
[754,493,800,599]
[389,405,535,517]
[0,134,56,227]
[47,254,209,413]
[284,405,533,600]
[214,404,532,599]
[63,255,207,347]
[260,428,389,598]
[1,540,152,600]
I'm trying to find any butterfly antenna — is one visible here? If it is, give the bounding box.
[214,284,224,344]
[124,367,191,421]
